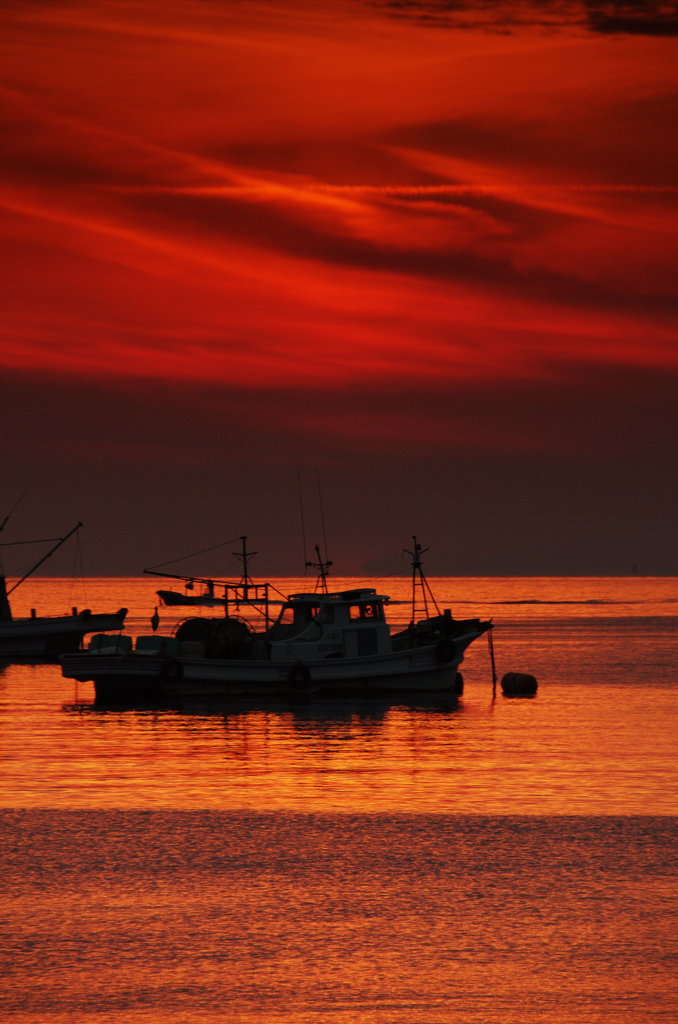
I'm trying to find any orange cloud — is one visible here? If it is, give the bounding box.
[0,0,676,402]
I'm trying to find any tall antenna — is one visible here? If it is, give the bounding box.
[316,468,330,570]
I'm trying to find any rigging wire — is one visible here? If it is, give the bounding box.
[0,475,39,536]
[145,536,243,570]
[0,536,64,546]
[68,526,90,607]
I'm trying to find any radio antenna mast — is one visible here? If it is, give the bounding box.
[316,468,330,571]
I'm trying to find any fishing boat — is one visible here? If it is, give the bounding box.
[149,541,234,607]
[0,520,127,659]
[60,537,490,703]
[156,583,227,608]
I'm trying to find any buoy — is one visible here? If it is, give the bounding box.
[501,671,538,696]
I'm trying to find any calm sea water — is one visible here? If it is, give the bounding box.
[1,577,676,1022]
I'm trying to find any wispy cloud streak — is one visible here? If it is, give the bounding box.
[0,0,676,448]
[369,0,678,36]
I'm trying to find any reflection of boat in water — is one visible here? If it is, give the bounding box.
[63,689,461,720]
[0,520,127,659]
[61,536,491,703]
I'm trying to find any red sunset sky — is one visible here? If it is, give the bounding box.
[1,0,676,576]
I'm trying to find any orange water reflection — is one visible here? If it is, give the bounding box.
[8,573,677,624]
[1,577,676,814]
[3,810,676,1024]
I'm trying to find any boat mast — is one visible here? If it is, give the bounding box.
[404,535,441,624]
[233,535,256,601]
[231,535,272,628]
[0,515,11,618]
[306,543,333,593]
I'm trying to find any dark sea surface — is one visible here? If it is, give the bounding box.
[1,577,676,1022]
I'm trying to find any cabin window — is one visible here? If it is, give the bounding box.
[349,602,383,622]
[277,605,295,626]
[291,605,319,625]
[276,604,321,628]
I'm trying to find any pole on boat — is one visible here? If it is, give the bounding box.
[406,536,426,622]
[233,535,256,602]
[404,536,441,624]
[316,469,331,575]
[488,624,497,696]
[306,544,332,593]
[232,536,273,629]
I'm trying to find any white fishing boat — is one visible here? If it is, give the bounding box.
[60,537,490,702]
[0,521,127,659]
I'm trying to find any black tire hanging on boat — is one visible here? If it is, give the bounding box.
[435,638,457,664]
[161,658,184,684]
[287,663,312,690]
[453,672,464,696]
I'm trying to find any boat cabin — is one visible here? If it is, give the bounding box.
[266,588,392,661]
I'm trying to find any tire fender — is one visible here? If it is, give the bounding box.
[287,663,312,690]
[435,639,457,664]
[161,658,184,683]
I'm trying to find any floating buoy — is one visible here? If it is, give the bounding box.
[501,671,538,696]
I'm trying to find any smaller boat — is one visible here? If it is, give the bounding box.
[61,536,491,704]
[0,520,127,659]
[156,581,227,607]
[148,539,238,607]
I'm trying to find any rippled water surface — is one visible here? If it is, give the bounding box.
[1,577,676,1022]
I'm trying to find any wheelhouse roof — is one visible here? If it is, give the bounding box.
[285,588,390,604]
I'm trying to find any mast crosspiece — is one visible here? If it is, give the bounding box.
[306,544,333,593]
[404,535,441,625]
[232,535,257,602]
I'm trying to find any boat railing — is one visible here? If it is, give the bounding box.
[144,569,274,625]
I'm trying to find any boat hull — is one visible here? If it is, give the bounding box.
[0,611,127,659]
[157,590,226,607]
[61,632,482,703]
